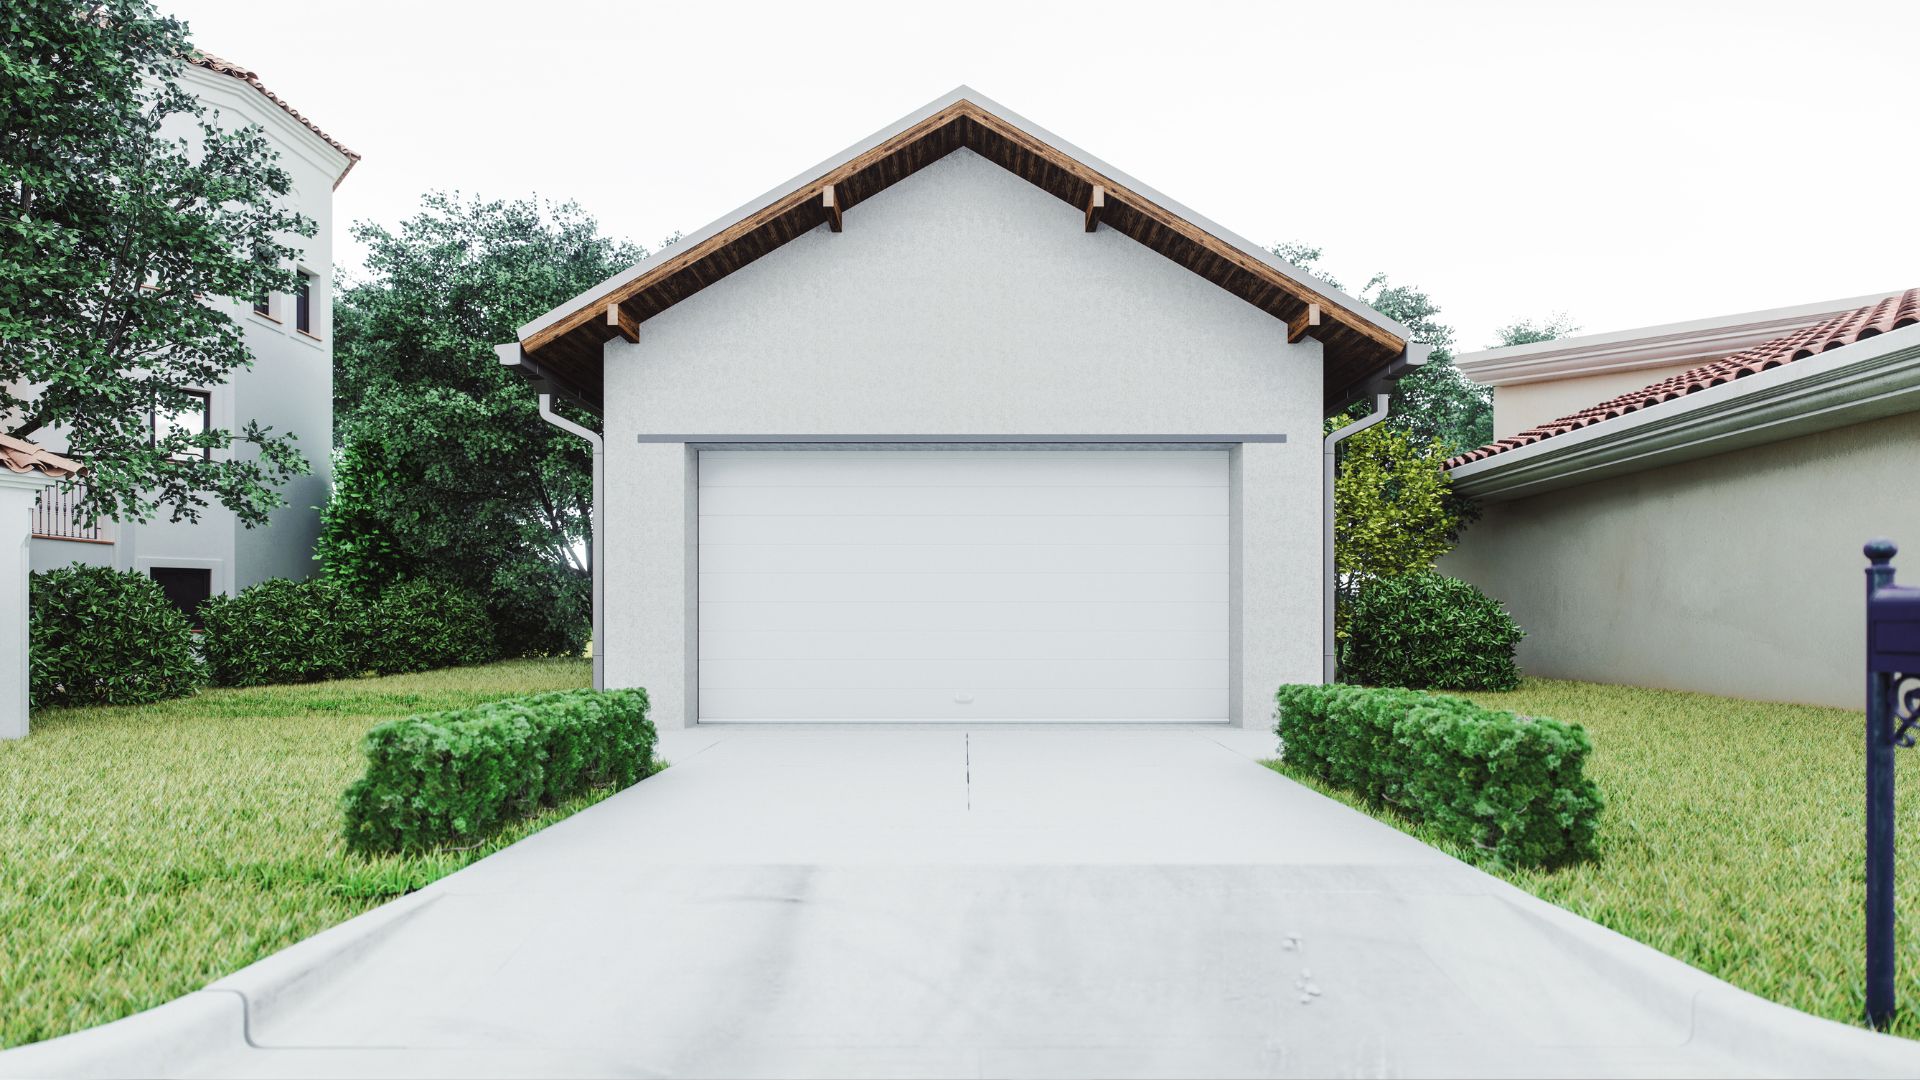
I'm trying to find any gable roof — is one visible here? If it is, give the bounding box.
[508,87,1412,414]
[187,51,360,187]
[1448,288,1920,469]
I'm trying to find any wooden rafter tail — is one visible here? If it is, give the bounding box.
[822,184,843,232]
[606,301,639,344]
[1287,303,1322,345]
[1084,184,1105,232]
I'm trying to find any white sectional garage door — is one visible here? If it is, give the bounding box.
[697,449,1228,722]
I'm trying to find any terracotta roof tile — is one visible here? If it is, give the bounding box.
[0,435,83,480]
[187,52,360,185]
[1447,288,1920,469]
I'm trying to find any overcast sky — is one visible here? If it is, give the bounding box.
[169,0,1916,354]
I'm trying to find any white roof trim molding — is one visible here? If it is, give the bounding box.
[1449,323,1920,502]
[1456,291,1901,388]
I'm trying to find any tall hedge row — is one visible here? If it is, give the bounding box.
[198,576,495,687]
[342,689,654,854]
[1275,683,1600,867]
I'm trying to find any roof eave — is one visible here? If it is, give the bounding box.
[1449,324,1920,501]
[515,87,1414,348]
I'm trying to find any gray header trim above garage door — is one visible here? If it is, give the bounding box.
[641,434,1286,446]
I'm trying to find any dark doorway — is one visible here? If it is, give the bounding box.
[150,567,213,628]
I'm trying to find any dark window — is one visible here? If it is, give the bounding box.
[152,390,212,462]
[295,271,312,333]
[150,567,212,628]
[252,290,270,317]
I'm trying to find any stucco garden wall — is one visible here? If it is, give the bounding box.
[601,148,1326,727]
[1444,408,1920,708]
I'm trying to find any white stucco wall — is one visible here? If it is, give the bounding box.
[602,149,1325,727]
[1491,362,1702,439]
[1444,408,1920,708]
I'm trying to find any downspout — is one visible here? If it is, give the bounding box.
[1323,394,1392,684]
[538,394,605,692]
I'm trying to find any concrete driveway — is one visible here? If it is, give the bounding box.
[6,725,1918,1078]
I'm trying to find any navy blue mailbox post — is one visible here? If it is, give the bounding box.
[1866,539,1920,1028]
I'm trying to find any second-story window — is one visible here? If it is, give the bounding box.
[252,290,271,318]
[153,390,212,462]
[295,271,313,334]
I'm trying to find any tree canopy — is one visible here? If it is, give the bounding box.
[322,192,649,655]
[1,0,314,525]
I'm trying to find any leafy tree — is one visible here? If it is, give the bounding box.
[1,0,314,525]
[1270,242,1490,453]
[324,192,647,656]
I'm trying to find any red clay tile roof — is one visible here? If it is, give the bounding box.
[0,435,83,480]
[1448,288,1920,469]
[187,52,360,185]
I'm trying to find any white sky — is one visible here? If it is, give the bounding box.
[170,0,1917,353]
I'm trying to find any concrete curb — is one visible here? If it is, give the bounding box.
[0,890,442,1078]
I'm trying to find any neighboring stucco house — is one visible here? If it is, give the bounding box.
[25,53,357,619]
[1445,289,1920,707]
[499,88,1426,728]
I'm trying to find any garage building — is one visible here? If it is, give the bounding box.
[500,88,1422,728]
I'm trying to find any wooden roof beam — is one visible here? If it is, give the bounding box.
[822,184,843,232]
[1084,184,1105,232]
[1288,303,1322,345]
[606,302,638,344]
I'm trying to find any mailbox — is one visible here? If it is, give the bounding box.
[1869,585,1920,674]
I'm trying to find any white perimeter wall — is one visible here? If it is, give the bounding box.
[601,149,1325,727]
[1444,408,1920,708]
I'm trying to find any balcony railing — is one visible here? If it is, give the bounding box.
[32,484,111,544]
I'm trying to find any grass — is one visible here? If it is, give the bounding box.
[1266,678,1920,1037]
[0,658,596,1050]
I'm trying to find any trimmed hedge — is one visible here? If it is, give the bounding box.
[201,578,365,687]
[1275,683,1601,867]
[365,578,495,675]
[1340,572,1523,691]
[342,688,653,854]
[28,565,203,707]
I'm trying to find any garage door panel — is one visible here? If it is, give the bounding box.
[699,543,1228,574]
[700,658,1228,691]
[698,513,1223,547]
[699,449,1227,488]
[699,484,1226,518]
[699,630,1227,662]
[697,688,1228,722]
[699,571,1226,604]
[698,602,1227,633]
[695,449,1231,723]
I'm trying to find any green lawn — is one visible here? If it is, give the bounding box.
[0,658,595,1049]
[1268,678,1920,1037]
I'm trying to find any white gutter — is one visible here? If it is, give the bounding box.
[537,394,605,691]
[1323,394,1392,683]
[1450,323,1920,502]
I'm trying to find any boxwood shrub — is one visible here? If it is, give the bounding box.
[1340,572,1524,690]
[342,688,654,854]
[29,565,203,707]
[365,578,495,675]
[200,577,366,687]
[1274,683,1601,867]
